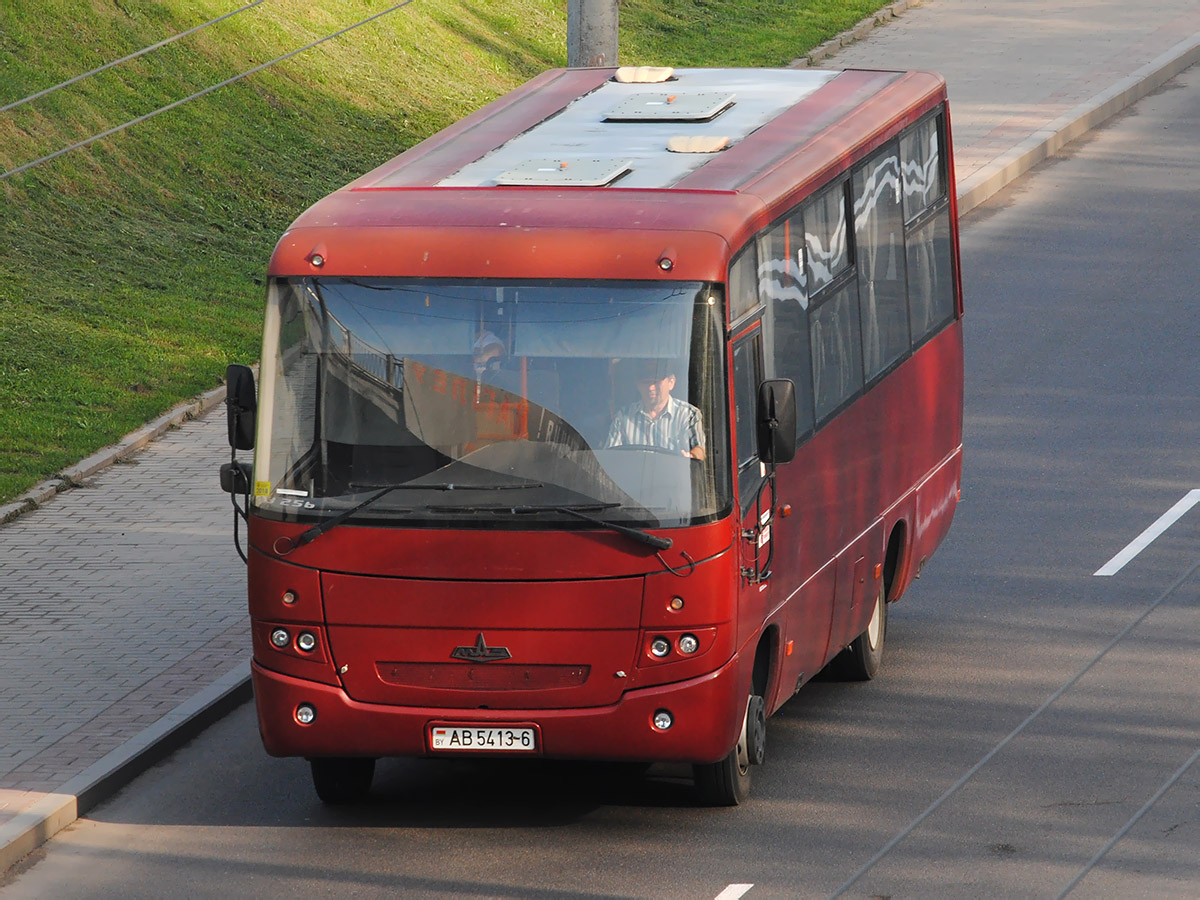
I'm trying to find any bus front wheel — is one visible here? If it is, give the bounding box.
[694,693,764,806]
[310,756,376,805]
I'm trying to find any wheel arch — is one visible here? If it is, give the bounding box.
[883,519,908,602]
[754,624,782,714]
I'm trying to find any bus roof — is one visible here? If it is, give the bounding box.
[272,67,948,281]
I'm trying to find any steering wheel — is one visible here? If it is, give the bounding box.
[608,443,683,456]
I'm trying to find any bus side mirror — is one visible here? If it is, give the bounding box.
[226,364,257,450]
[758,379,797,465]
[219,461,253,494]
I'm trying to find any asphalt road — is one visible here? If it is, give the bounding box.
[3,67,1198,900]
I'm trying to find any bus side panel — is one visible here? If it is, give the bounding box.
[912,448,963,582]
[826,520,887,660]
[772,558,837,713]
[769,320,963,673]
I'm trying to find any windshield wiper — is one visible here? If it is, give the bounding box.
[553,505,673,551]
[283,481,542,550]
[423,502,672,551]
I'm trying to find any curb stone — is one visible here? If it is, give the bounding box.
[0,665,252,875]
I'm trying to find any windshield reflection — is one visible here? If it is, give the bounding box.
[254,277,730,529]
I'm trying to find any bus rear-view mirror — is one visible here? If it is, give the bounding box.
[226,363,257,450]
[758,379,797,465]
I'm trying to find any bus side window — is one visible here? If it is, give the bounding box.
[805,181,863,423]
[853,141,910,381]
[901,111,957,343]
[809,281,864,422]
[728,244,761,324]
[804,182,851,292]
[757,216,815,442]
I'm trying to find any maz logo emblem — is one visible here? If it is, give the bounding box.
[451,633,512,662]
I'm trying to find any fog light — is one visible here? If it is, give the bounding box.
[296,703,316,725]
[296,632,317,652]
[679,634,699,654]
[650,637,671,658]
[270,628,290,648]
[652,710,673,731]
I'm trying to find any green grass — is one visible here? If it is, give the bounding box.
[0,0,890,503]
[619,0,897,66]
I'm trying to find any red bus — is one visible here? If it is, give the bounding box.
[221,65,963,806]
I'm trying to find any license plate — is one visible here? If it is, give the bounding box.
[429,725,537,753]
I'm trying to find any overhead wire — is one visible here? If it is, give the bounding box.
[1056,744,1200,897]
[1,0,418,181]
[0,0,268,114]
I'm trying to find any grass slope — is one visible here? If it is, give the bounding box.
[0,0,890,503]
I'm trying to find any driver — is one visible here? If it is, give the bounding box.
[605,359,706,460]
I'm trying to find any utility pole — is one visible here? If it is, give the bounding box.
[567,0,618,68]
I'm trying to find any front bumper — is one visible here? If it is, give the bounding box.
[252,652,747,765]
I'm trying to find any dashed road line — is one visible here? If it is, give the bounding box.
[1094,489,1200,576]
[715,885,754,900]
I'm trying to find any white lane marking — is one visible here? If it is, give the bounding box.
[1094,489,1200,576]
[714,885,754,900]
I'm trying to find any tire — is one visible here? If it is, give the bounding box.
[829,584,887,681]
[694,694,764,806]
[310,757,376,805]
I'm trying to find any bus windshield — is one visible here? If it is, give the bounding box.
[255,277,731,530]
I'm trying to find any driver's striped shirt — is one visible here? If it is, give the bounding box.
[604,396,706,455]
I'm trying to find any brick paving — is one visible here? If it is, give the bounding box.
[1,0,1198,872]
[0,410,249,837]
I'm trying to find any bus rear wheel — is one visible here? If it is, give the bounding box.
[310,756,376,804]
[694,693,764,806]
[830,584,887,681]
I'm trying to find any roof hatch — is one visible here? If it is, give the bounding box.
[604,91,736,122]
[495,157,633,187]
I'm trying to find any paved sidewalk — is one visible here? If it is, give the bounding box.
[2,0,1199,874]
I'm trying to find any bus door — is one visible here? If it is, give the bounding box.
[731,332,775,650]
